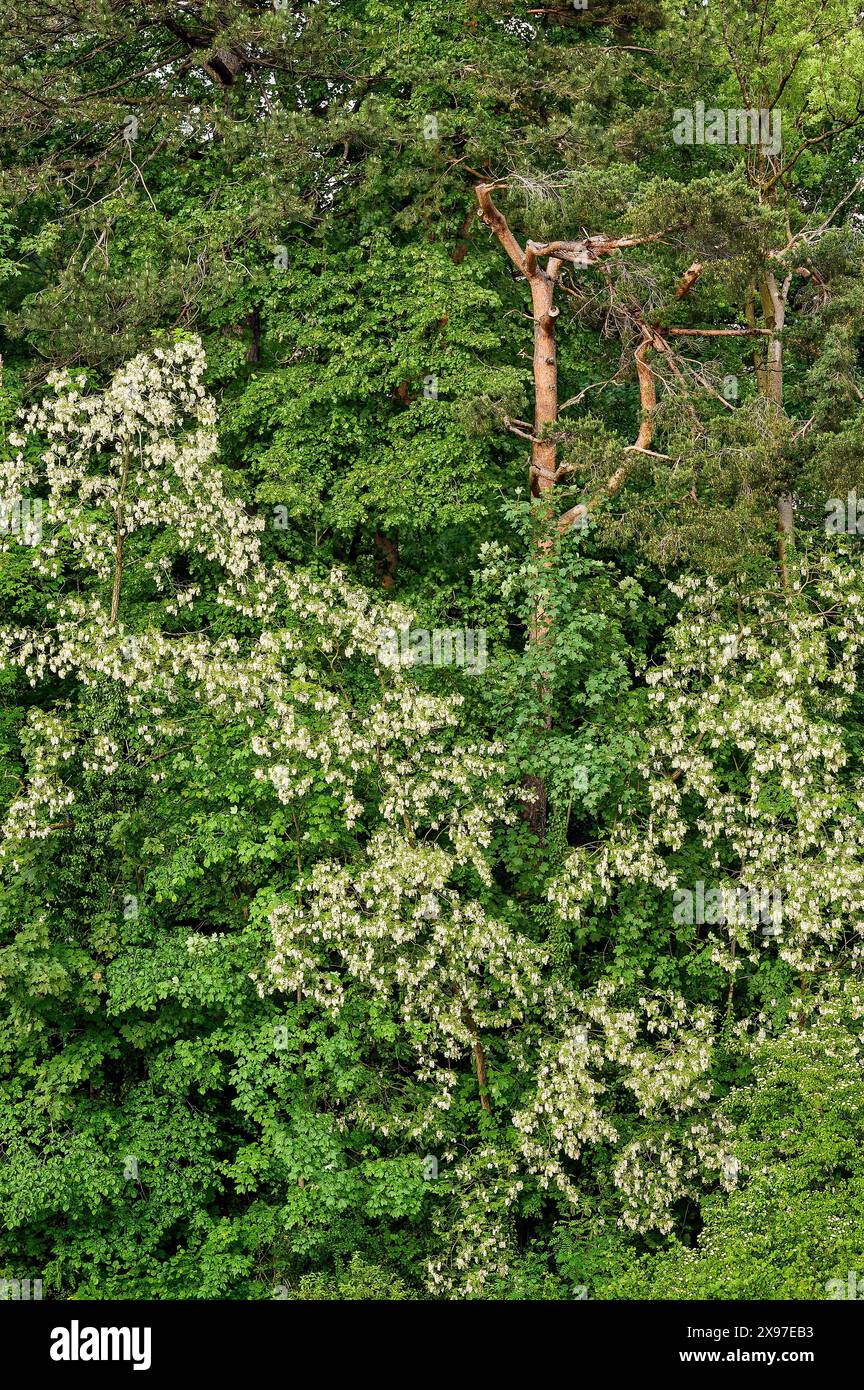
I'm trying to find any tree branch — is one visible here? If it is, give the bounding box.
[664,326,772,337]
[475,183,528,275]
[675,261,704,299]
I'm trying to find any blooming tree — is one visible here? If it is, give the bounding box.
[0,339,763,1296]
[551,556,864,975]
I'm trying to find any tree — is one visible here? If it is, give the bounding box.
[2,0,864,1304]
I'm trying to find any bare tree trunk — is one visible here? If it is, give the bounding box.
[524,263,562,839]
[528,263,561,504]
[777,493,794,592]
[757,270,794,589]
[475,184,660,841]
[758,272,786,406]
[475,187,560,839]
[245,307,262,363]
[745,288,767,394]
[460,1001,492,1113]
[373,530,399,590]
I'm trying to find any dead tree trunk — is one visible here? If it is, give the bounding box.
[757,268,794,588]
[475,184,662,840]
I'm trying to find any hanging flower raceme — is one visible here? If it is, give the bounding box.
[2,338,267,603]
[550,555,864,974]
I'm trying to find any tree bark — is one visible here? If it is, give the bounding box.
[373,530,399,590]
[475,183,661,840]
[757,270,794,588]
[460,1001,492,1113]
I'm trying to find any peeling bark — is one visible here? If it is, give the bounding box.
[475,183,661,840]
[757,270,795,589]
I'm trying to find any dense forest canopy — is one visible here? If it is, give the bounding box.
[1,0,864,1300]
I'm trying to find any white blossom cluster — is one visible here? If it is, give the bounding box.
[512,981,729,1234]
[426,1146,524,1298]
[421,981,732,1293]
[263,823,545,1138]
[0,343,483,862]
[0,710,76,857]
[550,559,864,973]
[0,339,765,1289]
[2,338,265,605]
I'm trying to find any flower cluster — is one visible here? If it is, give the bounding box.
[2,338,265,607]
[0,339,757,1287]
[512,982,725,1229]
[550,559,864,973]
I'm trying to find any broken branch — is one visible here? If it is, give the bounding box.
[675,261,704,299]
[475,183,527,274]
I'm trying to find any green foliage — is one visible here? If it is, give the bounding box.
[1,0,864,1302]
[603,996,864,1299]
